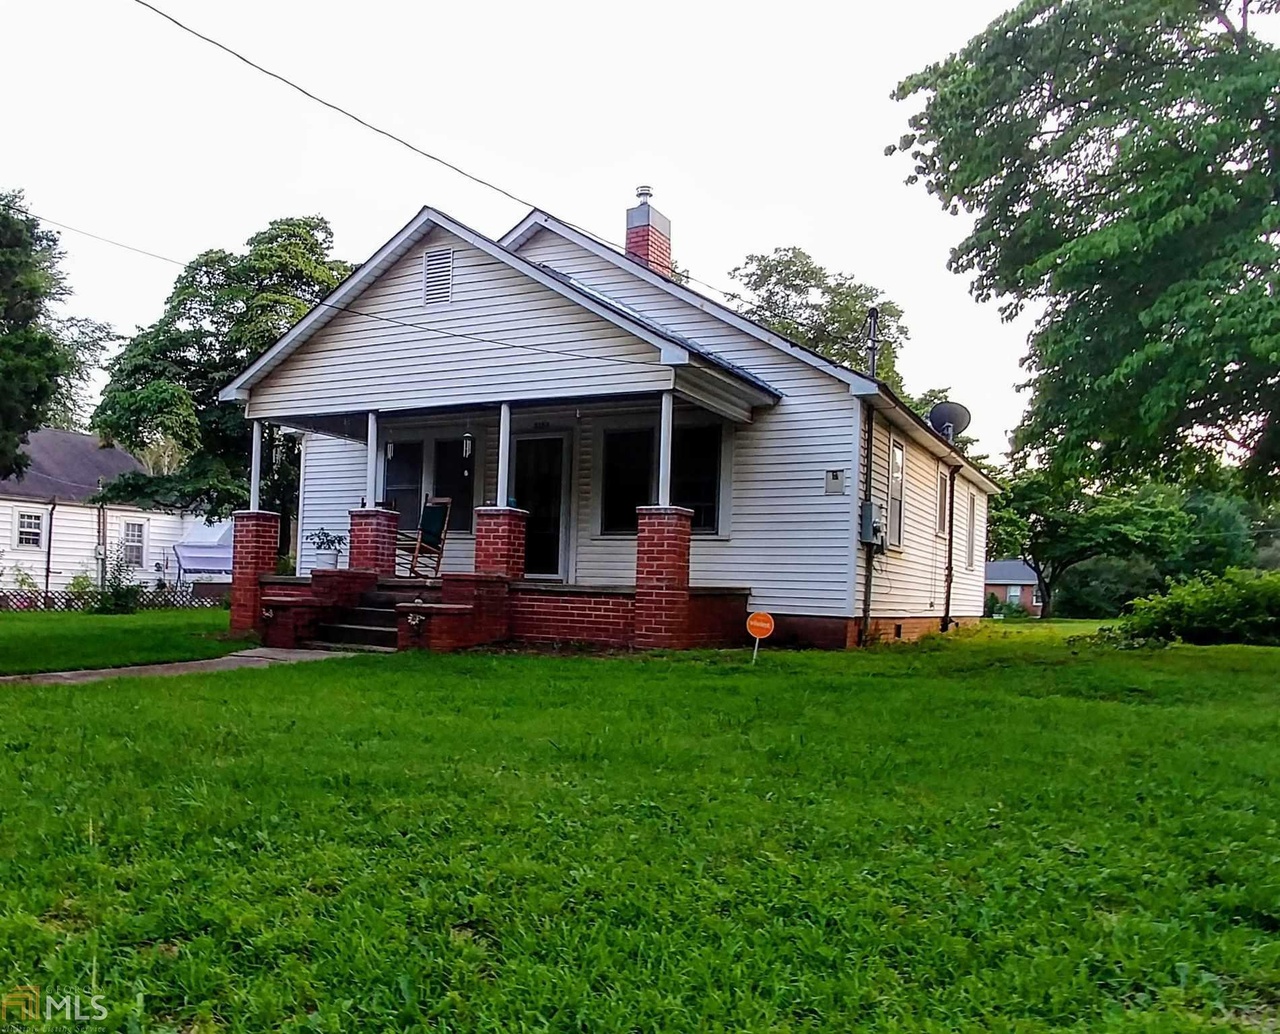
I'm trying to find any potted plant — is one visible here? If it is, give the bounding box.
[305,528,347,569]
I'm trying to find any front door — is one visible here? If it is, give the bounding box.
[512,435,567,579]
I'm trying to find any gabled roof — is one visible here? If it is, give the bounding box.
[985,559,1037,584]
[218,207,779,404]
[0,428,143,504]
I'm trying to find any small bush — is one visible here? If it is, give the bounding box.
[93,544,144,614]
[1117,568,1280,646]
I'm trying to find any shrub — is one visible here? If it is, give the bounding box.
[984,592,1000,618]
[93,544,144,614]
[1118,568,1280,646]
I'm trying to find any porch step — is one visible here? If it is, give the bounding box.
[378,577,440,590]
[316,622,399,650]
[302,640,397,655]
[362,589,443,607]
[337,606,400,629]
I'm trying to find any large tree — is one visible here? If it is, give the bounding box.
[728,246,911,394]
[94,217,350,541]
[891,0,1280,493]
[0,193,68,475]
[987,470,1190,618]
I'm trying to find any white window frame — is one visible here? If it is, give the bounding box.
[421,247,454,307]
[14,509,45,550]
[1007,585,1022,606]
[965,490,977,569]
[935,466,949,536]
[122,519,147,569]
[590,415,733,540]
[887,436,906,549]
[1032,585,1043,606]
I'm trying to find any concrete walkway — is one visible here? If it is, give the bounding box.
[0,647,352,686]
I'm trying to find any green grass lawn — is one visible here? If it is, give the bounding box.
[2,628,1278,1031]
[0,608,239,676]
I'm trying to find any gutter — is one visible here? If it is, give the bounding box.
[44,498,57,598]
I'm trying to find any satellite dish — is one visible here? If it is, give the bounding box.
[928,400,972,441]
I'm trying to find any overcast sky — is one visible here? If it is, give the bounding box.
[6,0,1037,457]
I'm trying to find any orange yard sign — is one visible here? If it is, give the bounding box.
[747,611,774,663]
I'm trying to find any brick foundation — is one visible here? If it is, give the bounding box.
[231,510,280,635]
[397,573,511,651]
[349,508,398,575]
[634,506,692,649]
[509,586,636,648]
[474,507,528,581]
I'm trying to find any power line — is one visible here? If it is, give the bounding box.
[7,202,686,372]
[121,0,778,313]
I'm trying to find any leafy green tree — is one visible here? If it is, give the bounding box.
[890,1,1280,493]
[988,471,1191,619]
[0,193,68,475]
[1168,490,1257,579]
[1054,556,1166,618]
[45,315,117,432]
[94,217,350,542]
[728,247,910,394]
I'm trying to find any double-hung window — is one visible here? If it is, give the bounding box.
[123,521,145,568]
[599,424,723,535]
[965,491,977,569]
[888,438,905,548]
[16,511,43,548]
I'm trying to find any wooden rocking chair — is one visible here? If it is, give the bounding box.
[396,496,452,577]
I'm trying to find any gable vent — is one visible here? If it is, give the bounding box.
[422,248,453,305]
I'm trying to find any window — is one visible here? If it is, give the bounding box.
[122,521,145,568]
[1032,585,1043,606]
[888,439,905,547]
[600,429,654,534]
[672,425,721,534]
[16,511,43,548]
[936,468,950,535]
[433,438,475,532]
[422,248,453,305]
[1007,585,1022,605]
[965,491,976,569]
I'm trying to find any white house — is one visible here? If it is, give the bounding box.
[0,428,206,593]
[220,192,998,651]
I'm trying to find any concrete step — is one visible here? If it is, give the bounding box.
[316,623,399,650]
[301,640,397,655]
[337,606,400,629]
[362,589,443,607]
[379,576,441,591]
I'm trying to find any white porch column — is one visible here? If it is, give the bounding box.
[657,390,674,507]
[249,419,263,511]
[364,411,378,506]
[496,401,512,507]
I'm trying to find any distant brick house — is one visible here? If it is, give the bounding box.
[985,559,1042,616]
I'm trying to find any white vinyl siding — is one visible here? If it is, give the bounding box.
[247,228,672,421]
[515,230,859,616]
[0,498,189,590]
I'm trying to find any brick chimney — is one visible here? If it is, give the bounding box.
[625,186,672,277]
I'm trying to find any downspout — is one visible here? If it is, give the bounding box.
[44,498,57,599]
[857,403,876,646]
[941,466,959,633]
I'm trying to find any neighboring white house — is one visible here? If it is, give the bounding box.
[0,428,202,592]
[220,192,998,645]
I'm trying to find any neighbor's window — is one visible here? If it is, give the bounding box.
[965,491,976,569]
[16,511,43,548]
[123,521,145,568]
[600,429,654,534]
[888,439,905,547]
[433,438,475,532]
[1007,585,1022,605]
[936,468,949,535]
[1032,585,1043,606]
[672,425,721,534]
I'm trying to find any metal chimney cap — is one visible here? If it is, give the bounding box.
[635,185,653,202]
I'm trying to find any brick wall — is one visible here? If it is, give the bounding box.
[509,588,635,648]
[685,591,750,648]
[231,510,279,635]
[634,506,692,649]
[474,507,528,580]
[349,508,398,575]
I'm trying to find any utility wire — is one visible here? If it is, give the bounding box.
[122,0,792,319]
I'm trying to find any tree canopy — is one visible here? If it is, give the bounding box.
[728,246,910,394]
[0,193,70,476]
[94,217,350,524]
[891,0,1280,493]
[987,470,1190,618]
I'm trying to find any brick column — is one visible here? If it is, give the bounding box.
[348,508,398,575]
[474,507,528,581]
[231,510,280,635]
[634,505,692,649]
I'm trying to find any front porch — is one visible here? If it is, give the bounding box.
[232,389,761,652]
